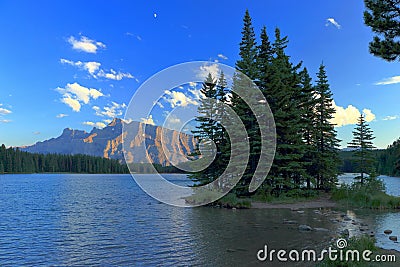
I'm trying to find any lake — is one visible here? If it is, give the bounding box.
[0,173,399,266]
[338,173,400,252]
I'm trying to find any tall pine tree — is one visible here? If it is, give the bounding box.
[313,64,341,190]
[230,10,261,196]
[348,114,376,184]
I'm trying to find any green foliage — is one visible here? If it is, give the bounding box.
[364,0,400,61]
[377,138,400,176]
[332,176,400,209]
[189,72,230,187]
[348,114,376,184]
[188,10,342,203]
[318,235,378,267]
[313,64,341,189]
[0,144,128,174]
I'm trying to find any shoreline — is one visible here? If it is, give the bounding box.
[251,194,336,209]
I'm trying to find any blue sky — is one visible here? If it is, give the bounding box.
[0,0,399,149]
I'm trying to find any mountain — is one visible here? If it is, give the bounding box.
[22,118,197,166]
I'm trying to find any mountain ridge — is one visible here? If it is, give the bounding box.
[21,118,197,166]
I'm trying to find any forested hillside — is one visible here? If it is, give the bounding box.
[377,139,400,176]
[0,144,128,174]
[339,140,400,177]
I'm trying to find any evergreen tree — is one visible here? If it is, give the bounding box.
[298,68,317,189]
[364,0,400,61]
[230,10,261,196]
[348,114,376,184]
[190,73,219,185]
[313,64,341,189]
[265,28,306,194]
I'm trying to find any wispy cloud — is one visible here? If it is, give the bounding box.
[331,100,375,127]
[217,54,228,60]
[141,115,155,125]
[325,18,341,29]
[83,121,107,129]
[93,101,127,118]
[33,131,41,135]
[56,82,104,112]
[68,35,106,53]
[0,104,12,123]
[60,59,101,75]
[0,107,12,115]
[126,32,142,41]
[197,63,220,80]
[56,113,68,118]
[383,115,399,121]
[97,69,134,81]
[60,58,136,81]
[374,75,400,85]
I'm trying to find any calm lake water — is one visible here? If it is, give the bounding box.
[338,174,400,252]
[0,173,399,266]
[0,173,338,266]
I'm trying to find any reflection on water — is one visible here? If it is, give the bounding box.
[338,174,400,252]
[0,174,338,266]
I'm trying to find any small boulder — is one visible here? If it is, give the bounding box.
[389,236,398,242]
[384,230,393,235]
[314,227,329,232]
[299,225,312,231]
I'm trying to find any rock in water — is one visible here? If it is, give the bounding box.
[298,225,312,231]
[384,229,393,235]
[389,236,398,242]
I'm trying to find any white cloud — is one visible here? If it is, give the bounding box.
[0,119,11,123]
[83,121,107,128]
[374,75,400,85]
[153,13,157,18]
[61,94,81,112]
[97,69,134,81]
[93,101,127,118]
[331,100,375,127]
[155,101,164,108]
[61,59,102,75]
[56,82,103,112]
[363,108,376,122]
[326,18,341,29]
[197,63,220,80]
[163,90,199,108]
[141,115,155,125]
[0,107,12,115]
[68,35,106,53]
[217,54,228,60]
[164,114,182,130]
[56,113,68,118]
[60,58,135,81]
[383,115,399,121]
[188,88,205,100]
[33,131,41,135]
[188,82,197,88]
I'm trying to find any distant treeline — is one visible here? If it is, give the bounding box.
[0,144,129,174]
[377,139,400,177]
[339,139,400,177]
[0,144,184,174]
